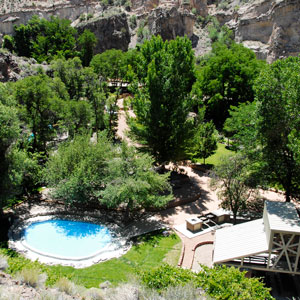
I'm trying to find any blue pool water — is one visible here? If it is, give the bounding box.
[24,220,112,258]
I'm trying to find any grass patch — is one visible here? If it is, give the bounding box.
[195,143,233,167]
[0,231,180,288]
[163,241,182,266]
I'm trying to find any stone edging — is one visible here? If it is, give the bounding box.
[8,210,132,269]
[191,241,214,269]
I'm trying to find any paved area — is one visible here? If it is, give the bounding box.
[192,243,214,270]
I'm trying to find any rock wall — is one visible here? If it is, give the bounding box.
[0,1,101,36]
[220,0,300,62]
[76,13,131,53]
[0,51,48,82]
[148,7,195,40]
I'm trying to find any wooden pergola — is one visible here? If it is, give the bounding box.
[213,201,300,275]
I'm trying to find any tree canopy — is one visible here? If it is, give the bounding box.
[194,41,263,129]
[254,56,300,202]
[129,35,196,163]
[44,133,172,219]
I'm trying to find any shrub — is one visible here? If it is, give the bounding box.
[196,265,273,300]
[84,287,105,300]
[141,264,195,290]
[141,264,273,300]
[191,8,197,14]
[2,35,15,52]
[55,277,75,295]
[17,268,47,288]
[129,15,137,29]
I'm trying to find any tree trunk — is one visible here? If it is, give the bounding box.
[285,168,292,202]
[124,200,132,223]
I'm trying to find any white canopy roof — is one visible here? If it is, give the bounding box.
[265,201,300,233]
[213,219,268,264]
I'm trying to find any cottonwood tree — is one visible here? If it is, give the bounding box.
[254,56,300,202]
[188,120,217,164]
[129,35,196,163]
[194,41,263,129]
[210,154,257,224]
[0,85,39,214]
[44,135,172,220]
[44,133,114,204]
[78,29,97,67]
[100,143,172,222]
[14,74,65,153]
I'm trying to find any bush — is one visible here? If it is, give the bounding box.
[55,277,75,295]
[141,264,273,299]
[16,268,47,288]
[141,264,195,290]
[2,35,15,52]
[129,15,137,29]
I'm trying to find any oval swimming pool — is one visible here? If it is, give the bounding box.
[23,219,113,259]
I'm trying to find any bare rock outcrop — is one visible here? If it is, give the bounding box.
[148,7,195,40]
[215,0,300,62]
[0,50,49,82]
[76,13,131,53]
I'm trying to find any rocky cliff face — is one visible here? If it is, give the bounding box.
[0,50,49,82]
[148,7,195,40]
[76,12,131,53]
[215,0,300,62]
[0,0,299,62]
[0,1,101,36]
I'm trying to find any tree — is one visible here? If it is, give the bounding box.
[129,35,196,163]
[141,264,273,300]
[0,88,39,214]
[100,143,172,221]
[51,57,85,101]
[2,35,15,52]
[194,41,263,129]
[223,101,258,152]
[44,133,113,204]
[210,154,256,224]
[44,134,172,220]
[78,29,97,67]
[14,74,64,153]
[13,16,78,62]
[188,120,217,164]
[254,56,300,202]
[90,49,125,80]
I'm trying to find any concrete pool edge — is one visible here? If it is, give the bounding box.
[8,213,132,268]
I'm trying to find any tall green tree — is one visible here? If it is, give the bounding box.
[13,16,77,62]
[100,143,172,221]
[14,74,64,153]
[78,29,97,67]
[210,154,257,224]
[129,35,196,163]
[44,133,113,205]
[44,134,172,220]
[223,101,258,153]
[0,86,39,213]
[194,42,263,129]
[254,56,300,202]
[51,57,85,101]
[90,49,125,80]
[189,120,217,164]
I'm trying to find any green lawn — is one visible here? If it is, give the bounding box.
[1,231,181,288]
[195,143,233,167]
